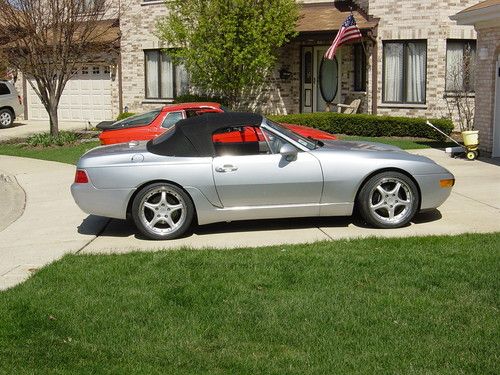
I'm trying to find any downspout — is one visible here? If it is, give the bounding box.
[118,51,123,114]
[367,27,378,115]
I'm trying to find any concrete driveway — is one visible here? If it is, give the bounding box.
[0,149,499,290]
[0,119,91,141]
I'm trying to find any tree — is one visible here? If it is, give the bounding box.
[445,44,476,132]
[156,0,299,108]
[0,0,120,135]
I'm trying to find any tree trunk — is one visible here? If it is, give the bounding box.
[48,101,59,137]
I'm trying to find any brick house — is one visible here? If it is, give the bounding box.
[451,0,500,157]
[18,0,479,130]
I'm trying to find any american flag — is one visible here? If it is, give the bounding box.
[324,14,362,60]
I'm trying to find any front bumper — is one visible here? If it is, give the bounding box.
[414,172,455,211]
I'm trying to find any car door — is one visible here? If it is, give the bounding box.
[212,126,323,215]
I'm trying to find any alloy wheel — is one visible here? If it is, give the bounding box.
[138,187,187,235]
[0,112,12,127]
[368,177,414,225]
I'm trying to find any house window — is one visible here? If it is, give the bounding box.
[81,66,89,75]
[92,66,100,75]
[353,43,366,91]
[145,50,188,100]
[446,40,476,92]
[383,40,427,104]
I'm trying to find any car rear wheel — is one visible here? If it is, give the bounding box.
[0,109,14,128]
[357,172,419,228]
[132,182,194,240]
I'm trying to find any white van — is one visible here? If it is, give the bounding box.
[0,80,24,128]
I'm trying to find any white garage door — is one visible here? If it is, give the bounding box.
[28,65,112,122]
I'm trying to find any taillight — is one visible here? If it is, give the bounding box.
[74,169,89,184]
[18,95,22,105]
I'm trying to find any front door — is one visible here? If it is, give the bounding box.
[301,46,341,113]
[212,127,323,216]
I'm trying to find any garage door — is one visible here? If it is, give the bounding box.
[28,65,112,122]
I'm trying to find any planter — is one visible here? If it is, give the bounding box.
[462,130,479,147]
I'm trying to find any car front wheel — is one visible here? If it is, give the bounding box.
[0,109,14,128]
[357,172,419,228]
[132,182,194,240]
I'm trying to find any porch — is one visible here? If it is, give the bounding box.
[250,3,378,115]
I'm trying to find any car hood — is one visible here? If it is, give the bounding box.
[282,123,337,140]
[319,139,404,152]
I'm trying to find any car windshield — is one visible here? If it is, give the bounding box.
[265,119,317,150]
[113,109,161,128]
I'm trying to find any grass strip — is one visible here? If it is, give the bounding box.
[0,233,498,374]
[0,141,100,165]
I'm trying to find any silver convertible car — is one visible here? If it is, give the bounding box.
[72,113,455,240]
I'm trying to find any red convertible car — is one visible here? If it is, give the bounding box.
[97,102,336,145]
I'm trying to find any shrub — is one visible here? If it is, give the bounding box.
[116,112,136,121]
[268,113,454,141]
[26,131,79,147]
[174,94,229,107]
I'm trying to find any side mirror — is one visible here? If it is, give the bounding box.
[279,143,298,161]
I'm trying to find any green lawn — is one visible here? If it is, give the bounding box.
[0,140,100,165]
[1,233,498,374]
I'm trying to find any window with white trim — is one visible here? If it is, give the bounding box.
[382,40,427,104]
[446,40,476,92]
[144,50,189,100]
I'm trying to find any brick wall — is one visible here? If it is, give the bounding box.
[473,25,500,155]
[368,0,477,127]
[119,0,478,126]
[119,1,170,114]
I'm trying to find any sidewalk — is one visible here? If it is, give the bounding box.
[0,120,92,141]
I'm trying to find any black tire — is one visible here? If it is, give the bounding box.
[357,171,419,229]
[466,151,477,161]
[131,182,194,240]
[0,108,14,128]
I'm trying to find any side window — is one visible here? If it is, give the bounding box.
[114,109,161,128]
[0,83,11,95]
[161,111,184,129]
[213,126,270,156]
[261,128,298,154]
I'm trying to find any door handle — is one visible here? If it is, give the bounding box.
[215,164,238,173]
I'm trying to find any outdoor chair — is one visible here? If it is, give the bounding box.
[337,99,361,114]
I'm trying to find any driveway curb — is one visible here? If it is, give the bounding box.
[0,156,108,290]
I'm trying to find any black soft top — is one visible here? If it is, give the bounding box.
[147,112,263,157]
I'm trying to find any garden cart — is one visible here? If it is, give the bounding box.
[425,120,479,160]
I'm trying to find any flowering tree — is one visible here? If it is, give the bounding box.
[156,0,299,107]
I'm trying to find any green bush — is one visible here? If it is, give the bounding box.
[268,112,454,141]
[174,94,229,107]
[26,131,79,147]
[116,112,136,121]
